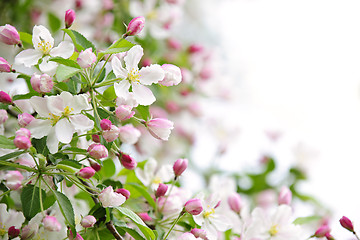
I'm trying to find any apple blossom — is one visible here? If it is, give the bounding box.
[18,113,35,127]
[191,228,207,239]
[118,124,141,144]
[155,183,168,198]
[146,118,174,141]
[159,64,182,86]
[8,226,20,238]
[42,216,61,232]
[30,73,54,93]
[4,170,23,190]
[119,153,137,170]
[77,167,96,179]
[126,16,145,36]
[0,109,8,124]
[0,57,12,72]
[15,128,31,138]
[339,216,354,233]
[0,24,21,45]
[115,105,135,121]
[15,25,74,75]
[116,188,131,200]
[27,91,94,154]
[173,158,188,177]
[98,186,126,208]
[185,198,203,215]
[65,9,76,28]
[100,119,112,131]
[177,232,197,240]
[77,48,96,68]
[88,143,108,159]
[92,134,101,143]
[112,45,165,105]
[13,135,32,149]
[81,215,96,228]
[0,91,12,104]
[0,204,25,239]
[228,192,243,214]
[102,125,120,142]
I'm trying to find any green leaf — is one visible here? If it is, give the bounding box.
[49,57,81,69]
[56,64,82,82]
[31,137,49,156]
[48,12,61,33]
[19,32,32,45]
[102,85,117,100]
[125,183,156,209]
[98,158,116,178]
[63,29,96,52]
[43,191,56,210]
[66,77,81,94]
[55,82,69,91]
[98,39,135,60]
[53,190,76,234]
[12,92,40,101]
[0,135,16,149]
[21,185,46,220]
[58,160,82,169]
[115,222,146,240]
[116,207,155,240]
[136,105,151,121]
[293,215,322,225]
[0,151,25,161]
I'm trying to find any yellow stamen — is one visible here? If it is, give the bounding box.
[269,224,278,236]
[152,177,162,184]
[0,228,6,236]
[63,106,74,116]
[147,11,157,20]
[128,69,140,84]
[203,208,215,218]
[37,39,52,54]
[48,113,60,126]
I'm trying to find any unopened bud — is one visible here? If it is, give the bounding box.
[91,134,100,143]
[77,48,96,68]
[4,170,23,190]
[146,118,174,141]
[126,16,145,36]
[88,143,108,159]
[138,212,152,222]
[43,216,61,232]
[184,198,203,215]
[228,193,243,214]
[155,183,168,198]
[0,57,12,72]
[102,125,119,142]
[190,228,207,239]
[14,136,31,149]
[119,153,137,170]
[0,91,12,104]
[115,188,131,200]
[30,73,53,93]
[16,128,31,138]
[8,226,20,238]
[77,167,96,179]
[0,24,21,45]
[81,215,96,228]
[18,113,34,127]
[340,216,355,233]
[89,160,101,172]
[115,105,134,121]
[173,158,188,177]
[314,225,331,238]
[65,9,76,28]
[278,186,292,205]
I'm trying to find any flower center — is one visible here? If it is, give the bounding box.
[147,10,157,20]
[128,69,140,84]
[37,39,52,54]
[48,106,74,126]
[203,206,215,218]
[63,106,74,116]
[269,224,278,236]
[0,227,6,236]
[152,177,162,184]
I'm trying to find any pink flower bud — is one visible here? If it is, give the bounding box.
[278,186,292,205]
[138,212,152,222]
[325,233,335,240]
[165,101,180,113]
[81,215,96,228]
[115,188,131,200]
[173,158,188,177]
[167,38,182,50]
[69,231,84,240]
[43,216,61,232]
[88,143,108,159]
[228,193,243,214]
[146,118,174,141]
[0,24,20,45]
[99,186,126,208]
[155,183,168,198]
[77,167,96,179]
[188,44,203,54]
[340,216,355,233]
[30,73,54,93]
[141,58,152,67]
[314,225,331,238]
[21,224,38,240]
[8,226,20,238]
[115,105,135,121]
[13,136,31,149]
[102,125,120,142]
[118,125,141,144]
[18,113,34,127]
[0,109,8,124]
[0,57,12,72]
[16,128,31,138]
[191,228,207,239]
[89,160,101,171]
[184,198,203,215]
[100,119,112,131]
[77,48,96,68]
[65,9,76,28]
[159,64,182,86]
[178,232,197,240]
[126,16,145,36]
[92,134,101,143]
[5,170,24,190]
[0,91,12,104]
[119,153,137,170]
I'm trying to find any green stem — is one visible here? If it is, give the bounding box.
[93,77,122,88]
[92,54,113,86]
[0,189,11,198]
[163,211,185,240]
[0,159,36,172]
[354,232,360,240]
[38,176,45,214]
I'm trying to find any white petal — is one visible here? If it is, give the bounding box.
[211,214,232,231]
[132,83,155,106]
[139,64,165,85]
[70,94,92,113]
[124,45,143,72]
[50,41,74,59]
[27,119,52,139]
[47,128,59,154]
[114,81,131,99]
[47,94,64,116]
[111,57,128,79]
[5,210,25,229]
[39,56,58,76]
[29,96,50,117]
[32,25,54,51]
[55,118,75,144]
[59,91,74,108]
[69,115,94,132]
[15,49,43,67]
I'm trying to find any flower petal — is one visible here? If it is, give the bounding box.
[70,94,92,113]
[124,45,143,72]
[14,49,43,67]
[114,81,131,99]
[50,41,74,59]
[47,127,59,154]
[139,64,165,85]
[132,83,155,105]
[69,115,94,132]
[27,119,52,139]
[39,56,58,76]
[55,118,75,144]
[47,94,64,116]
[111,57,128,79]
[32,25,54,51]
[29,96,51,117]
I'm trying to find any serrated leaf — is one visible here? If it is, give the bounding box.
[116,207,155,240]
[49,57,81,69]
[21,185,46,220]
[63,29,96,52]
[48,12,61,33]
[56,64,82,82]
[31,137,49,156]
[102,85,117,100]
[0,135,16,149]
[43,191,56,210]
[19,32,32,45]
[53,190,76,234]
[293,215,322,225]
[125,183,156,209]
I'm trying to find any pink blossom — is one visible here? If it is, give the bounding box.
[100,119,112,131]
[115,105,135,121]
[138,212,152,222]
[77,48,96,68]
[119,153,137,170]
[0,24,21,45]
[88,143,108,159]
[185,198,203,215]
[0,57,12,72]
[173,158,188,177]
[191,228,207,239]
[13,136,31,149]
[339,216,354,233]
[81,215,96,228]
[126,16,145,36]
[102,125,120,142]
[65,9,76,28]
[118,125,141,144]
[115,188,130,200]
[15,128,31,138]
[30,73,54,93]
[4,171,23,190]
[18,113,35,127]
[278,186,292,205]
[159,64,182,86]
[228,192,243,214]
[155,183,168,198]
[146,118,174,141]
[0,91,12,104]
[77,167,96,179]
[43,216,61,231]
[98,186,126,208]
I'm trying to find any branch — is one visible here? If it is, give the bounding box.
[106,221,123,240]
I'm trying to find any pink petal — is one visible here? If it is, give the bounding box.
[139,64,165,85]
